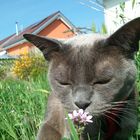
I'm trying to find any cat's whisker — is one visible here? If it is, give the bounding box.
[118,108,137,116]
[111,101,129,104]
[104,110,134,121]
[101,113,121,127]
[111,101,135,106]
[112,99,136,103]
[104,110,122,119]
[110,106,137,112]
[109,107,137,117]
[110,102,136,109]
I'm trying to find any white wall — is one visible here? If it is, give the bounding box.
[103,0,140,33]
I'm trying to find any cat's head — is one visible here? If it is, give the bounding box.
[23,18,140,116]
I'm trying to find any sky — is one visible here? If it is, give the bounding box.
[0,0,104,40]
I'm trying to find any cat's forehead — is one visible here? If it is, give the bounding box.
[58,33,114,64]
[62,34,107,48]
[53,33,124,70]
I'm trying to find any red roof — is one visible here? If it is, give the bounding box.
[0,11,75,50]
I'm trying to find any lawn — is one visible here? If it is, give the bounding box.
[0,74,50,140]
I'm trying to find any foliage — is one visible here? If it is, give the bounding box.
[100,23,107,34]
[12,54,48,80]
[0,59,13,79]
[92,22,97,33]
[92,22,107,34]
[135,49,140,92]
[132,0,136,9]
[0,74,50,140]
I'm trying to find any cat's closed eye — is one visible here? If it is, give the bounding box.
[58,81,71,86]
[94,79,111,85]
[94,68,113,85]
[56,79,72,86]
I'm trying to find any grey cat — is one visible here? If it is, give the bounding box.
[23,17,140,140]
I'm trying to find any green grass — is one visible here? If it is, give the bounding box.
[0,74,50,140]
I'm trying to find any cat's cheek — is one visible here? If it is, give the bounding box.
[51,85,76,111]
[93,84,117,101]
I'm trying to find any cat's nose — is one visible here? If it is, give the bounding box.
[75,100,91,110]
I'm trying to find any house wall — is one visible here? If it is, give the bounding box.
[7,19,75,56]
[7,43,31,55]
[38,19,74,38]
[104,0,140,33]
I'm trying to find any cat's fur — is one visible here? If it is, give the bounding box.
[23,17,140,140]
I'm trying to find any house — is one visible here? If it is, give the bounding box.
[0,11,76,56]
[103,0,140,33]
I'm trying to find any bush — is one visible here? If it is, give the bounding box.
[0,59,13,79]
[12,54,48,80]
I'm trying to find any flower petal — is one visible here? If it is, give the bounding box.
[73,110,78,117]
[86,119,93,123]
[78,109,84,115]
[84,112,89,115]
[86,115,93,120]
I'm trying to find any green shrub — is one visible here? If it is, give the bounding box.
[0,59,13,79]
[12,54,48,80]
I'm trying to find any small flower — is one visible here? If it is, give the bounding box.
[68,109,93,125]
[80,113,93,124]
[67,109,93,138]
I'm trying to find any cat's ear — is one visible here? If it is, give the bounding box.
[23,34,62,60]
[107,17,140,54]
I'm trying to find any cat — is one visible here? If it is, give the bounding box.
[23,17,140,140]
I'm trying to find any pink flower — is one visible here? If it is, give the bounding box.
[68,109,93,125]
